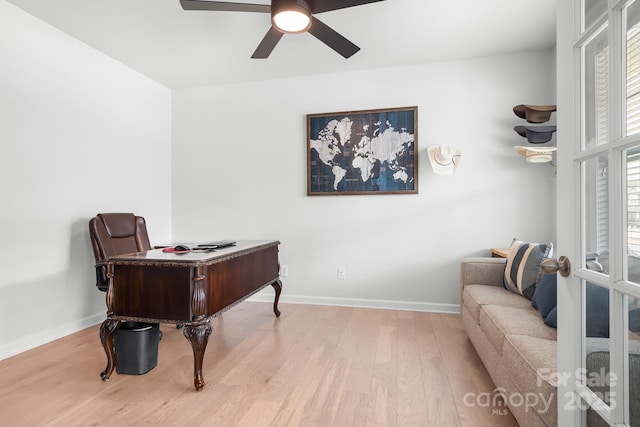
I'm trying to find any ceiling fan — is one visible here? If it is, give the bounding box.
[179,0,386,59]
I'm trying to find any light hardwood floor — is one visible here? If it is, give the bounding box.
[0,302,518,426]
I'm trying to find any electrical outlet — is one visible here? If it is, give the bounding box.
[337,267,346,280]
[280,265,289,277]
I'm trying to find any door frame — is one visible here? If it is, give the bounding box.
[557,1,583,425]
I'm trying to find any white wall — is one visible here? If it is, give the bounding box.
[172,49,557,312]
[0,1,172,359]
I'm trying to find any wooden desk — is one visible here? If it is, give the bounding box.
[99,240,281,391]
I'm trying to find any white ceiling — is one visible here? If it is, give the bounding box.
[7,0,557,89]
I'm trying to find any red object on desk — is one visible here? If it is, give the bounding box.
[161,247,190,253]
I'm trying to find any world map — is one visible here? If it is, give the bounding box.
[308,109,417,194]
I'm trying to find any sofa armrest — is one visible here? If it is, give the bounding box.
[459,257,507,306]
[460,257,506,287]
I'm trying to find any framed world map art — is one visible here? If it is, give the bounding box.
[307,106,418,196]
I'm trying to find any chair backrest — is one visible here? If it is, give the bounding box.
[89,213,152,291]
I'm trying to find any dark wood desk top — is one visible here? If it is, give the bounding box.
[110,240,280,265]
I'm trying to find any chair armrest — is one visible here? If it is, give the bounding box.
[459,257,506,306]
[94,262,109,292]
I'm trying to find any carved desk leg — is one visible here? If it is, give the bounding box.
[183,265,212,391]
[99,318,121,381]
[271,279,282,317]
[100,262,120,381]
[183,322,212,391]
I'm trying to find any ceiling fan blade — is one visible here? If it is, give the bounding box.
[307,17,360,58]
[180,0,270,13]
[251,27,284,58]
[311,0,385,14]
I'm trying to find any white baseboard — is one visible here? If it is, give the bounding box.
[248,293,460,314]
[0,312,105,361]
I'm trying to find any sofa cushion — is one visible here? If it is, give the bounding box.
[463,284,533,324]
[479,305,557,354]
[502,335,558,426]
[504,238,553,300]
[585,337,640,424]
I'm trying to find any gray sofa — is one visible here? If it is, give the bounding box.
[460,257,558,427]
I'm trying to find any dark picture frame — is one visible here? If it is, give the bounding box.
[307,106,418,196]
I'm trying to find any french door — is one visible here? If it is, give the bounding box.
[558,0,640,426]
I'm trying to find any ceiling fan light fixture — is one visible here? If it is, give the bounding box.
[272,0,312,34]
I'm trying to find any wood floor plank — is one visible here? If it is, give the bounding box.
[236,399,282,427]
[305,357,351,426]
[332,390,368,427]
[397,336,430,426]
[268,342,334,426]
[0,302,518,427]
[366,324,398,426]
[420,355,463,427]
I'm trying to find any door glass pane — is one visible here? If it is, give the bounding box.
[626,1,640,137]
[585,281,612,405]
[585,155,610,265]
[584,27,609,149]
[584,0,607,31]
[627,294,640,426]
[586,406,609,426]
[628,147,640,281]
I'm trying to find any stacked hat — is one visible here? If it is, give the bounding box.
[513,104,556,124]
[513,146,557,163]
[513,104,557,163]
[514,125,557,144]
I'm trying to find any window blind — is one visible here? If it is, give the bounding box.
[628,23,640,136]
[628,21,640,256]
[596,43,609,253]
[628,150,640,256]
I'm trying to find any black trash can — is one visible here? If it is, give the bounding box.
[114,322,160,375]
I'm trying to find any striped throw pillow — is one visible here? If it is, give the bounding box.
[503,238,553,300]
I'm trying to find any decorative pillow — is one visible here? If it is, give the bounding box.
[630,308,640,333]
[532,273,557,318]
[540,282,640,333]
[586,281,610,338]
[544,306,557,328]
[586,259,604,273]
[543,298,640,332]
[503,238,553,300]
